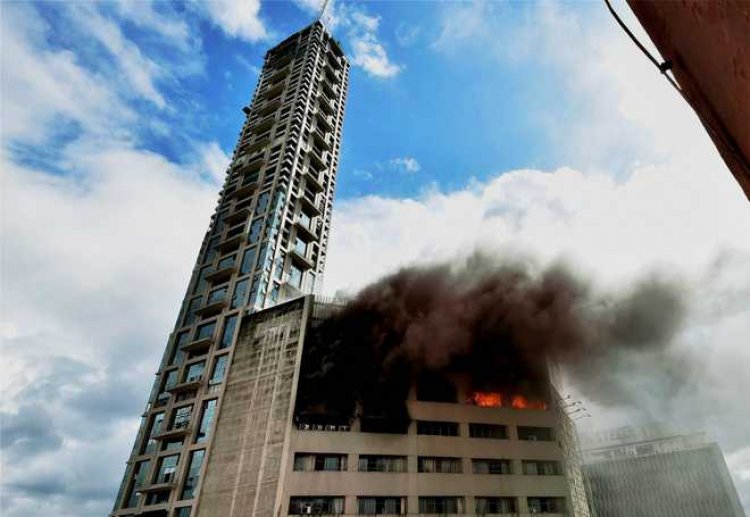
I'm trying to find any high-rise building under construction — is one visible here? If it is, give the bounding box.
[112,21,591,517]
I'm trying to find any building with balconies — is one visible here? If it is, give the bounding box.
[111,20,349,517]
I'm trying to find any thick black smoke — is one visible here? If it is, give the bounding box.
[295,253,686,424]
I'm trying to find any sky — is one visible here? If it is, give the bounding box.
[1,0,749,515]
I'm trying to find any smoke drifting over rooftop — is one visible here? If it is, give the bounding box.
[296,253,687,422]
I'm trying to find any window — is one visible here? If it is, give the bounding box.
[255,191,270,214]
[183,296,202,326]
[210,355,229,384]
[142,413,165,454]
[196,399,217,443]
[124,460,151,508]
[162,439,183,451]
[146,490,170,505]
[180,450,205,500]
[299,210,312,229]
[248,218,263,243]
[517,426,554,441]
[294,236,307,256]
[472,458,513,475]
[154,454,179,484]
[415,372,456,402]
[527,497,566,514]
[196,322,216,341]
[357,497,405,515]
[184,361,205,383]
[240,247,257,274]
[207,286,227,304]
[231,278,249,309]
[289,497,344,515]
[293,453,347,472]
[174,507,192,517]
[522,460,562,476]
[217,254,236,270]
[418,497,463,514]
[358,455,407,473]
[170,332,189,366]
[417,457,462,474]
[289,264,303,288]
[416,420,459,437]
[194,266,210,294]
[475,497,516,514]
[469,423,508,440]
[219,315,237,349]
[172,405,192,429]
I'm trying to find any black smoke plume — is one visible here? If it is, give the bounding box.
[295,253,686,424]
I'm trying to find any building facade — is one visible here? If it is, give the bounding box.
[111,21,350,517]
[195,296,592,517]
[581,425,745,517]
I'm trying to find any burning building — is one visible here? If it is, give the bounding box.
[581,425,745,517]
[194,294,592,517]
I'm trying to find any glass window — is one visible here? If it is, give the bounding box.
[358,455,407,473]
[293,453,347,472]
[231,279,249,309]
[255,191,270,215]
[124,460,151,508]
[162,439,183,451]
[207,286,227,304]
[154,454,179,484]
[174,507,192,517]
[289,497,344,515]
[469,423,508,439]
[358,497,404,515]
[196,399,217,443]
[517,426,554,441]
[527,497,566,513]
[299,211,312,228]
[196,322,216,341]
[180,450,206,500]
[182,296,202,326]
[417,457,462,473]
[142,413,165,454]
[248,218,263,243]
[273,253,285,280]
[170,332,189,367]
[416,420,459,437]
[146,491,170,505]
[240,247,257,274]
[219,315,237,349]
[210,355,229,384]
[289,264,302,288]
[475,497,516,514]
[522,460,562,475]
[472,458,513,475]
[294,236,307,256]
[217,254,236,270]
[172,405,193,428]
[418,497,463,514]
[184,362,205,383]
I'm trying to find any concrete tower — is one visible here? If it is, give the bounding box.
[111,21,349,517]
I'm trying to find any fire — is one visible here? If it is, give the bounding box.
[511,395,547,410]
[468,391,503,408]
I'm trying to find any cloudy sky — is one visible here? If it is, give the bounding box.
[1,0,749,515]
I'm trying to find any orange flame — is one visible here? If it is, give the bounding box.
[511,394,547,410]
[469,391,503,408]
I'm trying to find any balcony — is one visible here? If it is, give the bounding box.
[309,149,327,171]
[303,169,325,193]
[216,233,243,252]
[294,219,317,241]
[267,64,290,85]
[152,420,192,439]
[244,136,270,155]
[299,194,323,216]
[205,264,237,284]
[257,96,282,117]
[261,81,284,100]
[317,113,334,132]
[224,206,251,225]
[181,336,214,354]
[194,297,228,316]
[318,94,335,116]
[137,478,176,493]
[312,128,331,150]
[289,247,315,270]
[248,114,275,134]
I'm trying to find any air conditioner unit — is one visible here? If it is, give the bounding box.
[529,435,538,441]
[325,425,336,431]
[338,425,349,432]
[302,505,313,515]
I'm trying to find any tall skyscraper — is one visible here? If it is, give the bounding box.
[581,425,745,517]
[111,21,350,517]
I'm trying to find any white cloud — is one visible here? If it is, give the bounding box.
[293,0,402,78]
[198,0,269,42]
[389,156,421,174]
[113,0,194,51]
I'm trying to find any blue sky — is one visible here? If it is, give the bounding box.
[2,1,749,515]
